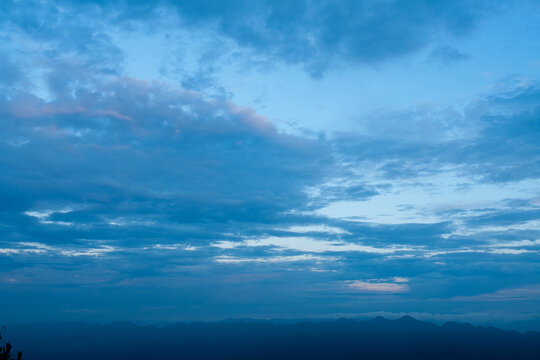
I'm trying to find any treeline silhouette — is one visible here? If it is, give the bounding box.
[5,316,540,359]
[1,326,22,360]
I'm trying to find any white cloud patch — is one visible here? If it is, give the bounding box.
[419,245,537,258]
[0,242,118,257]
[345,277,410,293]
[488,248,533,255]
[106,217,157,227]
[485,239,540,248]
[143,244,199,251]
[444,220,540,238]
[278,224,351,235]
[212,241,239,250]
[59,245,117,257]
[214,254,336,264]
[212,236,415,254]
[0,242,54,255]
[0,248,45,255]
[19,242,56,251]
[424,249,481,258]
[24,208,73,226]
[474,237,540,255]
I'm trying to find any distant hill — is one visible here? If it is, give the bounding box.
[5,316,540,359]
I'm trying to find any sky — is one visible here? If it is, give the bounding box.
[1,0,540,328]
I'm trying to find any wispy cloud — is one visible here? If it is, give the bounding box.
[0,242,119,258]
[277,224,351,235]
[214,254,336,264]
[24,208,73,225]
[212,236,416,254]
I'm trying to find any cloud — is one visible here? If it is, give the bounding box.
[212,236,416,254]
[143,244,198,251]
[450,285,540,302]
[165,0,499,76]
[24,208,73,225]
[1,0,540,324]
[345,278,410,293]
[277,224,351,235]
[59,245,117,257]
[428,45,469,65]
[0,248,45,255]
[0,241,118,258]
[328,84,540,211]
[486,239,540,248]
[2,0,504,79]
[214,254,335,264]
[0,73,334,230]
[488,248,533,255]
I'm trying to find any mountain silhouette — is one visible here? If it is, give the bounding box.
[5,317,540,359]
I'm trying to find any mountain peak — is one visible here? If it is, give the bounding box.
[397,315,418,322]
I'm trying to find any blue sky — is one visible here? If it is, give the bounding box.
[1,0,540,327]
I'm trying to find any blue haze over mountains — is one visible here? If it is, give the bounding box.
[4,317,540,360]
[1,0,540,341]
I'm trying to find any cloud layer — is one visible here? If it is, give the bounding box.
[0,0,538,326]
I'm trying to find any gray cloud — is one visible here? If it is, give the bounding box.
[3,0,505,78]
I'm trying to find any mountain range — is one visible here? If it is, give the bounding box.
[4,316,540,359]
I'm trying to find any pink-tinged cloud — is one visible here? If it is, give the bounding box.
[1,93,87,119]
[226,102,276,136]
[92,110,133,121]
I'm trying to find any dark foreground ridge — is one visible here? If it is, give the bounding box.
[5,316,540,360]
